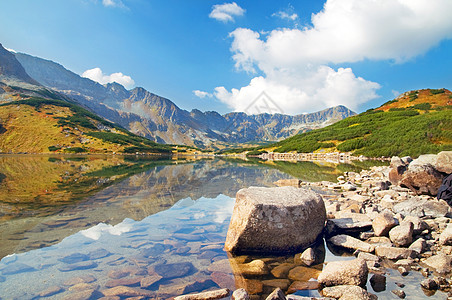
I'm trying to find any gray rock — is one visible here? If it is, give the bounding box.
[321,285,377,300]
[403,216,428,235]
[300,247,316,266]
[435,151,452,174]
[325,214,372,236]
[400,161,444,195]
[420,278,439,290]
[357,252,380,262]
[375,246,416,260]
[328,235,375,253]
[266,288,286,300]
[225,187,326,254]
[439,223,452,246]
[174,288,231,300]
[389,221,413,247]
[391,289,406,299]
[232,288,250,300]
[409,238,427,254]
[372,212,398,236]
[393,198,451,218]
[318,258,368,288]
[422,253,452,274]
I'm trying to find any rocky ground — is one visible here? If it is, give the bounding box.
[175,152,452,300]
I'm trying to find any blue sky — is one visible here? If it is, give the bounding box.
[1,0,451,114]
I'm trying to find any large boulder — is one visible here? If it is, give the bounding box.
[439,223,452,246]
[317,258,368,288]
[225,187,326,254]
[400,159,444,195]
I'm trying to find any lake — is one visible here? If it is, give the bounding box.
[0,155,446,299]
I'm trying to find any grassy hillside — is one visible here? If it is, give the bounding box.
[255,89,452,158]
[0,97,176,154]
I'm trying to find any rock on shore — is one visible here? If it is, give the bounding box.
[225,186,326,254]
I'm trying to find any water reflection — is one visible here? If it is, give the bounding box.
[0,156,447,299]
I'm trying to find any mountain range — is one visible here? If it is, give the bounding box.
[1,44,355,149]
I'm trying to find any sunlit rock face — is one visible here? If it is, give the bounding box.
[225,186,326,254]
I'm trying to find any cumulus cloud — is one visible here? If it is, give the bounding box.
[209,2,245,23]
[212,0,452,114]
[82,67,135,89]
[193,90,213,99]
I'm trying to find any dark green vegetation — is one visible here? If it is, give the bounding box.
[268,107,452,157]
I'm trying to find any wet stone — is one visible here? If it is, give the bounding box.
[262,279,291,290]
[1,262,36,275]
[58,261,98,272]
[105,277,143,288]
[271,263,294,278]
[392,289,406,299]
[69,283,99,292]
[152,262,194,279]
[421,278,439,290]
[140,243,170,258]
[287,281,319,294]
[210,272,235,290]
[88,248,111,260]
[63,289,96,300]
[108,269,130,279]
[174,246,191,255]
[59,253,90,264]
[174,288,230,300]
[39,286,64,297]
[102,286,155,297]
[370,274,386,292]
[63,274,97,286]
[140,274,163,288]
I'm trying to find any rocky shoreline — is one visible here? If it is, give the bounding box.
[175,151,452,300]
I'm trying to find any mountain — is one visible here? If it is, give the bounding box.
[258,89,452,158]
[0,45,179,154]
[14,51,355,149]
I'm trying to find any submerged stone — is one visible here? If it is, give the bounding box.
[152,262,194,279]
[1,262,36,275]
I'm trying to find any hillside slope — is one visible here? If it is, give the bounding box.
[261,89,452,158]
[0,98,174,154]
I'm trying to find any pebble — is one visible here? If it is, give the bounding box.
[391,289,406,299]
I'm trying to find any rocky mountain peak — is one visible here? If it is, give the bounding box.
[0,44,40,85]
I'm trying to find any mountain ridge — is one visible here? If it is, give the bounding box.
[13,50,355,149]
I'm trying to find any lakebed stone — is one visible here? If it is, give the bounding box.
[225,187,326,254]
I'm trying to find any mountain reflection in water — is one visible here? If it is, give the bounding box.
[0,155,406,299]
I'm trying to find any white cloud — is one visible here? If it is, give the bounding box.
[193,90,213,99]
[215,67,380,113]
[102,0,125,8]
[212,0,452,114]
[272,11,299,21]
[209,2,245,23]
[82,67,135,89]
